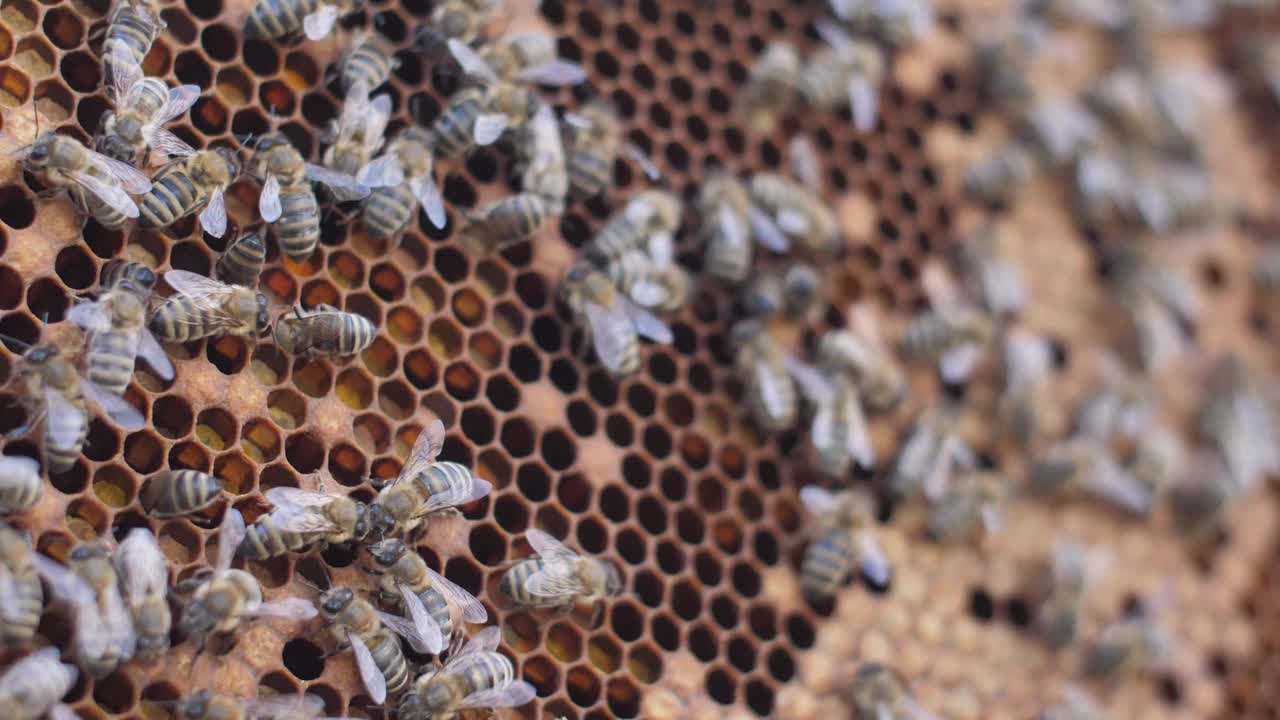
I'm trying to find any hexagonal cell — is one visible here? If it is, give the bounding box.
[34,79,73,122]
[124,430,165,474]
[241,418,282,463]
[523,653,561,698]
[353,413,391,455]
[588,633,623,673]
[565,664,602,708]
[361,336,399,378]
[386,305,423,345]
[65,497,108,539]
[169,440,211,472]
[291,358,333,398]
[152,395,194,439]
[13,36,55,79]
[156,522,198,567]
[250,344,289,386]
[0,67,30,107]
[493,301,525,338]
[285,431,325,474]
[0,0,37,33]
[403,348,438,390]
[195,408,237,452]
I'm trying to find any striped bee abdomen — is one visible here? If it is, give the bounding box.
[139,171,201,230]
[245,0,321,39]
[567,147,612,197]
[149,295,213,342]
[274,187,320,262]
[414,461,475,501]
[238,512,305,560]
[801,529,853,598]
[369,630,411,696]
[419,586,454,641]
[500,558,561,607]
[363,183,416,239]
[86,331,136,397]
[2,574,41,644]
[342,42,394,93]
[44,396,88,473]
[430,90,486,157]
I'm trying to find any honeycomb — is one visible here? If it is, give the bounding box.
[0,0,1278,717]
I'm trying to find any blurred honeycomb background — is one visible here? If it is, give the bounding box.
[0,0,1279,718]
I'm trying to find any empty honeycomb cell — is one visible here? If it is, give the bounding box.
[25,277,67,322]
[151,395,194,440]
[642,425,672,458]
[240,418,282,463]
[434,246,469,284]
[93,670,135,714]
[535,317,564,357]
[713,518,742,553]
[516,462,551,502]
[291,358,333,398]
[566,664,602,708]
[470,523,506,566]
[605,413,633,447]
[46,454,88,495]
[65,497,108,538]
[0,185,34,230]
[523,653,562,700]
[689,622,719,663]
[91,464,135,509]
[326,250,364,290]
[577,515,607,554]
[402,347,437,390]
[267,388,307,430]
[353,413,390,455]
[191,95,228,136]
[170,240,212,276]
[123,430,164,474]
[458,405,495,446]
[444,360,481,401]
[282,430,324,473]
[327,442,366,486]
[281,638,324,681]
[492,300,525,339]
[259,79,294,115]
[250,344,288,386]
[335,367,373,410]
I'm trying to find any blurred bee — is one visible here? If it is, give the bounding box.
[34,543,136,677]
[113,527,171,662]
[317,585,423,703]
[149,269,271,343]
[472,29,587,86]
[743,262,824,324]
[338,33,399,95]
[964,141,1037,207]
[999,329,1052,449]
[239,481,371,560]
[1168,452,1236,536]
[731,319,805,432]
[924,469,1007,544]
[748,172,839,255]
[562,263,673,379]
[698,172,757,283]
[414,0,503,57]
[1040,686,1107,720]
[562,100,623,198]
[244,0,366,41]
[799,487,888,599]
[429,51,537,157]
[602,250,690,316]
[972,21,1041,114]
[168,691,342,720]
[500,528,623,619]
[584,190,683,269]
[1035,541,1108,649]
[366,538,489,654]
[0,524,41,646]
[733,42,801,135]
[516,103,568,213]
[321,83,401,202]
[899,264,994,384]
[143,466,227,515]
[1130,426,1182,505]
[13,342,144,473]
[22,133,151,229]
[96,43,200,165]
[816,303,907,414]
[362,126,447,237]
[100,0,164,94]
[809,377,875,479]
[367,420,494,539]
[250,134,365,263]
[456,193,549,256]
[214,231,266,288]
[1103,245,1198,373]
[176,509,319,647]
[887,406,973,502]
[0,456,40,514]
[955,222,1026,318]
[398,626,537,720]
[846,662,937,720]
[1018,96,1100,168]
[1256,241,1280,292]
[1198,354,1278,491]
[137,140,240,238]
[1029,439,1153,516]
[802,19,885,131]
[1073,352,1153,441]
[67,283,175,397]
[272,305,377,359]
[101,259,157,293]
[1083,611,1173,681]
[0,647,79,720]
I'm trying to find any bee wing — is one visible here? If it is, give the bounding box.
[136,329,175,382]
[356,155,404,189]
[250,597,320,620]
[67,299,112,334]
[265,486,333,510]
[525,560,586,599]
[87,150,153,195]
[799,485,836,516]
[399,418,446,481]
[345,629,387,704]
[397,582,445,653]
[259,174,283,222]
[420,475,491,515]
[625,275,671,309]
[241,696,326,718]
[215,508,246,574]
[978,258,1025,317]
[306,163,370,200]
[108,41,143,101]
[519,59,588,86]
[1081,449,1152,515]
[622,300,672,344]
[848,74,880,133]
[409,175,447,229]
[48,705,81,720]
[584,300,635,374]
[784,356,835,404]
[939,342,982,384]
[146,127,197,159]
[458,680,537,710]
[525,528,579,562]
[716,203,748,251]
[0,564,17,622]
[68,169,140,218]
[81,380,145,429]
[32,554,97,606]
[856,529,891,586]
[843,390,875,467]
[747,205,792,252]
[447,38,498,83]
[922,433,959,501]
[115,528,168,603]
[623,142,663,182]
[153,85,201,127]
[162,269,235,306]
[199,187,228,238]
[788,135,821,191]
[754,361,792,423]
[269,507,344,535]
[473,114,509,146]
[423,565,488,623]
[375,609,436,654]
[303,4,339,41]
[448,625,501,663]
[103,581,138,657]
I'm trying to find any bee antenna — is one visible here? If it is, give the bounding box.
[233,132,258,149]
[0,333,33,352]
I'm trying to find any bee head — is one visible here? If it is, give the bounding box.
[365,503,396,539]
[367,538,406,567]
[177,598,216,637]
[319,587,354,616]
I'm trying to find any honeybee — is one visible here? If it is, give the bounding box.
[362,126,447,237]
[731,319,804,432]
[924,470,1006,544]
[272,305,377,358]
[149,270,271,343]
[809,377,876,479]
[799,487,888,598]
[14,343,144,473]
[1107,250,1198,373]
[101,259,157,292]
[239,482,371,560]
[803,18,885,131]
[0,647,80,720]
[1073,352,1153,441]
[138,140,240,238]
[139,470,222,518]
[1029,439,1153,516]
[214,231,266,288]
[321,84,400,202]
[964,141,1037,207]
[1019,96,1100,168]
[563,100,623,198]
[846,662,938,720]
[973,22,1041,114]
[366,538,489,654]
[733,42,802,135]
[1168,452,1236,535]
[1198,354,1278,491]
[748,172,839,255]
[999,329,1052,449]
[67,284,174,397]
[456,193,549,256]
[367,419,493,539]
[1035,541,1108,649]
[414,0,503,57]
[887,406,973,502]
[500,528,623,618]
[22,133,151,229]
[1040,686,1107,720]
[742,262,824,323]
[899,264,994,384]
[338,33,399,95]
[516,103,568,213]
[100,0,165,85]
[1083,611,1173,681]
[113,527,171,663]
[398,626,536,720]
[601,250,690,316]
[0,524,41,646]
[317,585,424,703]
[697,172,757,283]
[431,52,537,156]
[244,0,366,41]
[473,29,587,86]
[176,509,319,647]
[584,190,683,269]
[96,42,200,164]
[955,223,1026,318]
[816,303,907,414]
[169,691,346,720]
[0,456,41,514]
[1130,425,1182,504]
[34,543,136,677]
[562,263,673,379]
[250,135,364,263]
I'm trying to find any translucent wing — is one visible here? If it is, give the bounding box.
[799,485,836,516]
[755,362,791,422]
[148,128,197,158]
[519,59,588,86]
[163,269,235,308]
[785,356,835,403]
[526,528,579,561]
[200,187,228,238]
[626,280,669,309]
[585,300,636,373]
[0,456,38,502]
[268,507,344,535]
[473,114,508,146]
[458,680,537,710]
[844,391,875,467]
[347,630,387,704]
[0,565,21,626]
[303,4,339,41]
[419,474,489,515]
[525,561,586,598]
[856,529,891,586]
[623,301,672,343]
[115,528,168,604]
[624,142,663,182]
[410,175,447,229]
[399,418,446,482]
[67,300,112,334]
[458,625,502,657]
[259,174,283,222]
[215,509,246,574]
[137,330,175,382]
[49,705,80,720]
[154,85,201,126]
[814,16,854,50]
[102,582,137,657]
[109,41,143,102]
[849,75,880,132]
[748,205,792,252]
[399,582,444,653]
[1082,449,1152,515]
[68,170,140,218]
[265,487,334,510]
[376,610,437,655]
[448,39,498,82]
[356,155,403,188]
[789,135,821,191]
[646,232,674,267]
[423,565,488,623]
[306,163,369,200]
[922,432,959,501]
[82,381,145,430]
[32,555,96,606]
[775,207,811,236]
[88,151,153,194]
[251,597,319,620]
[242,696,328,719]
[717,204,748,252]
